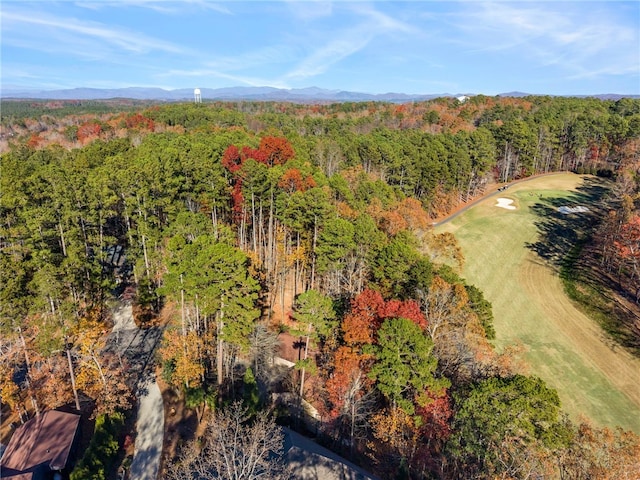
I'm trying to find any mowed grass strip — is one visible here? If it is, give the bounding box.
[435,173,640,433]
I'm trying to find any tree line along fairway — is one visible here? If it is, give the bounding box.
[435,173,640,433]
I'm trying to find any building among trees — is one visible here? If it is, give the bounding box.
[0,410,80,480]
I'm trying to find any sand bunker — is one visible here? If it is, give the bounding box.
[496,198,516,210]
[558,206,589,214]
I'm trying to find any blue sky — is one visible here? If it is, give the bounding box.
[1,1,639,95]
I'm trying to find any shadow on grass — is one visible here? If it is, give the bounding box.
[526,178,609,270]
[526,177,640,356]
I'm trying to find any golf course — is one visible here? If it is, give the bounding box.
[435,173,640,433]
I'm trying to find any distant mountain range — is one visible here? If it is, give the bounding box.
[1,86,636,102]
[0,86,446,102]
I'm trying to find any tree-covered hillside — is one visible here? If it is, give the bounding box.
[1,96,639,478]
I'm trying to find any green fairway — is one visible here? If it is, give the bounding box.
[435,173,640,433]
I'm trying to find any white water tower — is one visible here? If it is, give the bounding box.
[194,88,202,103]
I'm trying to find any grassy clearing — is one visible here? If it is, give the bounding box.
[435,173,640,433]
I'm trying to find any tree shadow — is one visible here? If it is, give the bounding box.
[526,178,609,271]
[525,178,640,355]
[293,338,306,360]
[129,443,160,480]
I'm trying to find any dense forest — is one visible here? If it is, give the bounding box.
[1,95,639,479]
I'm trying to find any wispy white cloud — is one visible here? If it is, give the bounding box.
[284,4,419,82]
[352,4,420,36]
[453,2,638,79]
[155,43,296,88]
[180,0,231,14]
[284,35,372,80]
[566,61,640,81]
[158,3,421,87]
[1,67,42,82]
[3,1,635,93]
[2,9,189,55]
[1,64,108,90]
[157,67,288,88]
[74,1,177,14]
[74,0,231,15]
[285,0,333,20]
[203,46,297,72]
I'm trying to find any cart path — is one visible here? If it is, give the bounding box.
[432,172,570,227]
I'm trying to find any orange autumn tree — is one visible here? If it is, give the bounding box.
[368,197,430,236]
[259,135,295,166]
[417,273,506,382]
[422,231,464,270]
[125,112,155,131]
[77,121,102,143]
[159,328,205,391]
[368,389,453,478]
[0,349,25,417]
[341,288,385,347]
[74,318,132,416]
[419,275,470,342]
[324,344,376,453]
[28,351,75,411]
[614,214,640,300]
[325,346,368,416]
[559,421,640,479]
[324,289,382,451]
[369,406,423,477]
[278,168,316,194]
[324,289,435,450]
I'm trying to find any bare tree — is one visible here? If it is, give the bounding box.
[165,402,289,480]
[330,370,376,456]
[248,324,282,386]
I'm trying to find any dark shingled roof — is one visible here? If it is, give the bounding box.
[0,410,80,477]
[283,428,378,480]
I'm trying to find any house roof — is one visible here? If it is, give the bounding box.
[0,471,33,480]
[283,428,378,480]
[0,410,80,475]
[0,474,33,480]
